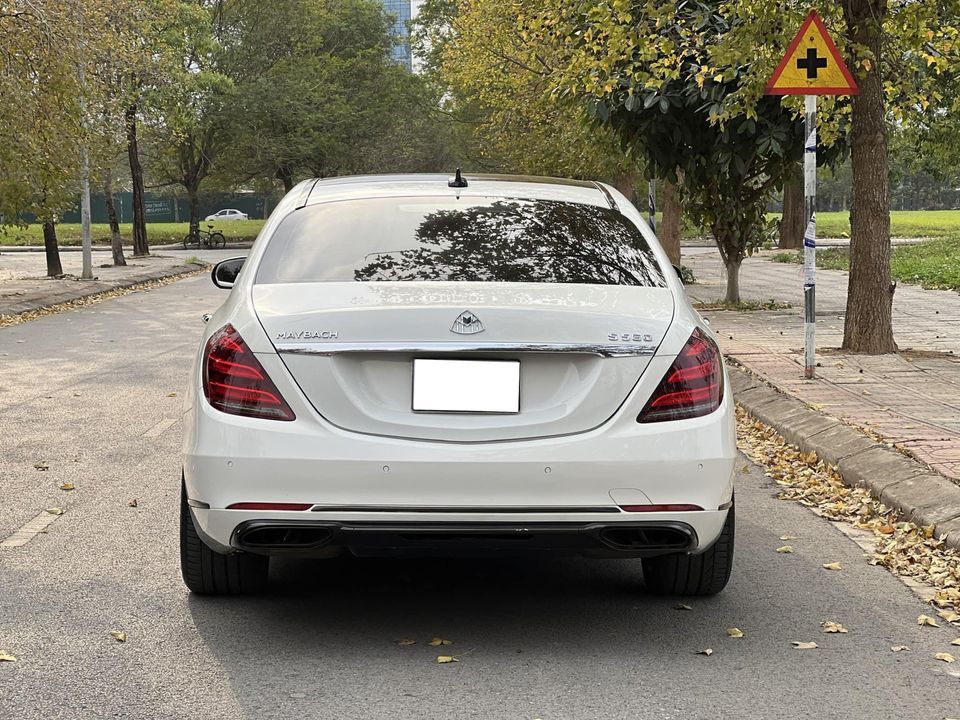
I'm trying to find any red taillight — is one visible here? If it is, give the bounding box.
[637,328,723,423]
[620,504,704,512]
[203,324,296,421]
[227,502,312,511]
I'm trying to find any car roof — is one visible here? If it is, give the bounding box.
[301,173,615,209]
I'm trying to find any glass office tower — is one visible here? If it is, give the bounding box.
[380,0,413,71]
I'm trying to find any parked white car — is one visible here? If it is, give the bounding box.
[182,173,736,596]
[204,208,249,221]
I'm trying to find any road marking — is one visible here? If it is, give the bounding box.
[143,418,177,438]
[0,510,62,548]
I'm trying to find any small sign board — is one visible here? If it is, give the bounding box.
[765,11,858,96]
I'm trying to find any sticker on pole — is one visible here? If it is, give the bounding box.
[765,11,858,96]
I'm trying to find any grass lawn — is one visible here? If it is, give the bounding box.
[0,220,265,246]
[771,236,960,291]
[767,210,960,239]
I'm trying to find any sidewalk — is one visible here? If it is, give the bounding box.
[684,250,960,485]
[0,251,204,319]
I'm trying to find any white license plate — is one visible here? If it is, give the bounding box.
[412,359,520,413]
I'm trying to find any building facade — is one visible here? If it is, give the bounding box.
[380,0,412,71]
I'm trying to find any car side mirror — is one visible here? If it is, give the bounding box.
[211,257,245,289]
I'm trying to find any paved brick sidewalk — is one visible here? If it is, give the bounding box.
[684,250,960,484]
[0,250,203,318]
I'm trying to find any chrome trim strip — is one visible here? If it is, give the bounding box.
[308,505,621,514]
[275,341,657,357]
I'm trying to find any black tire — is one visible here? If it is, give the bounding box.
[642,500,735,596]
[180,481,269,595]
[182,233,192,250]
[210,232,225,248]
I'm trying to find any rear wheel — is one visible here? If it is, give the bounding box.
[642,500,734,596]
[210,232,225,248]
[180,481,269,595]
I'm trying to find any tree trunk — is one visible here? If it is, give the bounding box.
[276,165,294,193]
[187,184,200,237]
[779,162,804,250]
[660,179,682,267]
[126,104,149,257]
[724,255,741,305]
[611,170,637,204]
[104,175,126,267]
[841,0,897,353]
[42,221,63,277]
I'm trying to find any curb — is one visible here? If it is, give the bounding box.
[0,243,252,253]
[729,364,960,551]
[0,263,206,320]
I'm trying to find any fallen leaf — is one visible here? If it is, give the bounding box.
[675,603,693,611]
[938,610,960,623]
[110,631,127,643]
[779,535,798,541]
[0,651,15,662]
[877,524,895,535]
[822,562,842,571]
[934,652,956,663]
[59,482,75,491]
[792,641,818,650]
[45,507,63,515]
[776,545,794,553]
[393,639,416,646]
[951,638,960,646]
[429,638,452,647]
[33,462,49,471]
[696,648,713,656]
[127,499,138,508]
[436,655,458,664]
[726,628,745,638]
[890,645,910,652]
[918,614,940,627]
[167,392,177,397]
[821,621,848,634]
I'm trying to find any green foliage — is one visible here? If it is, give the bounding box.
[767,237,960,290]
[0,220,264,246]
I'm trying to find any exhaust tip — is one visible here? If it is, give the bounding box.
[236,525,332,550]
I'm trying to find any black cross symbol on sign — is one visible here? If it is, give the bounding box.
[796,47,828,80]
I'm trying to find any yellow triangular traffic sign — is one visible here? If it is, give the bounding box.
[766,11,858,96]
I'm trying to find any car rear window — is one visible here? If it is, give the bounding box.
[254,196,666,287]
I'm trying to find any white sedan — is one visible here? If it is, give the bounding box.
[181,173,736,596]
[204,208,249,221]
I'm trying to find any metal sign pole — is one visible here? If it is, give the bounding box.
[803,94,817,379]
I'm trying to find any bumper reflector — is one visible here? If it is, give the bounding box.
[620,504,703,513]
[227,502,313,511]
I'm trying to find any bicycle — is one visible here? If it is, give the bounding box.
[182,223,226,249]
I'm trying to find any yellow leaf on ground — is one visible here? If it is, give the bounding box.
[918,614,939,627]
[436,655,458,664]
[0,651,15,662]
[675,603,693,611]
[697,648,713,656]
[934,652,956,663]
[890,645,910,652]
[821,621,848,634]
[393,639,416,646]
[822,562,842,571]
[45,508,63,515]
[59,482,75,491]
[110,631,127,643]
[938,610,960,623]
[167,392,177,397]
[776,546,793,553]
[429,638,452,647]
[951,638,960,646]
[792,641,818,650]
[779,535,798,541]
[726,628,744,638]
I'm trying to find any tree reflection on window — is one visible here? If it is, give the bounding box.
[353,199,665,287]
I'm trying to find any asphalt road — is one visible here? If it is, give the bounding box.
[1,274,959,720]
